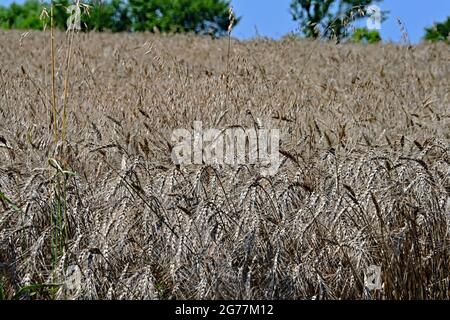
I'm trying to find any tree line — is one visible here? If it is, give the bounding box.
[0,0,448,42]
[0,0,236,36]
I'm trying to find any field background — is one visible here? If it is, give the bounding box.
[0,30,449,299]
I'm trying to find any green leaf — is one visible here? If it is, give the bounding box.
[0,191,23,214]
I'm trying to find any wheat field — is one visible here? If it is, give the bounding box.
[0,30,449,299]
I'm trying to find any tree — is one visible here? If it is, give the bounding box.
[77,0,130,32]
[0,0,237,36]
[351,27,380,43]
[128,0,237,36]
[0,0,118,31]
[0,0,46,30]
[290,0,385,41]
[52,0,130,32]
[424,17,450,43]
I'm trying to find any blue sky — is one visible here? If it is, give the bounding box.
[1,0,449,43]
[230,0,450,43]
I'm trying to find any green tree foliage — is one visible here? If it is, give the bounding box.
[351,27,380,43]
[128,0,236,36]
[290,0,384,40]
[0,0,237,36]
[52,0,70,30]
[424,16,450,42]
[0,0,46,30]
[52,0,130,32]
